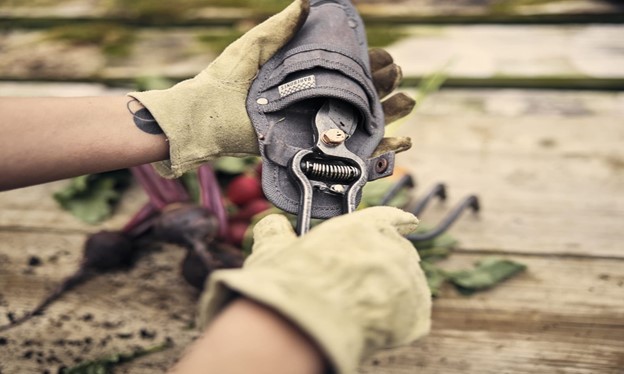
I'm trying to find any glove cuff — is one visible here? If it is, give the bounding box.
[197,269,364,374]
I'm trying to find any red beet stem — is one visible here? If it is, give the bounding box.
[140,165,190,204]
[198,171,213,212]
[122,202,159,239]
[131,167,167,209]
[164,178,191,203]
[198,165,228,239]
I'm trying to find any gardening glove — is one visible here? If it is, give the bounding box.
[197,207,432,374]
[128,0,311,178]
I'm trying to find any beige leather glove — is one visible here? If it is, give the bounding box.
[197,207,432,374]
[129,0,310,178]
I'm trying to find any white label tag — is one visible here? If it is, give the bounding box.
[278,75,316,98]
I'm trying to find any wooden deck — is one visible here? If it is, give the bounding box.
[1,1,623,372]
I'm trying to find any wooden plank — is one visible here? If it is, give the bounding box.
[1,232,622,373]
[363,253,624,374]
[395,89,624,258]
[357,0,624,17]
[0,0,622,26]
[0,28,217,81]
[358,0,624,24]
[0,181,148,234]
[1,25,623,88]
[387,25,624,80]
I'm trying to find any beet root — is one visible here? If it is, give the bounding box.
[226,174,263,207]
[153,204,219,248]
[181,243,245,291]
[83,231,134,270]
[181,250,209,290]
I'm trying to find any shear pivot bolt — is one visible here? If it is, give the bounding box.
[321,129,346,146]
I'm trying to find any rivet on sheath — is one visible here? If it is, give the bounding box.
[375,158,389,174]
[321,129,346,146]
[257,98,269,105]
[348,19,357,28]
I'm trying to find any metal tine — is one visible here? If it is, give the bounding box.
[411,183,447,216]
[408,195,480,242]
[380,174,416,206]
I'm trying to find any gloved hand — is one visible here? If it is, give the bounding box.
[129,0,310,178]
[129,0,416,179]
[197,207,432,374]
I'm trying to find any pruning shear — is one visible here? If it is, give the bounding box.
[288,99,372,235]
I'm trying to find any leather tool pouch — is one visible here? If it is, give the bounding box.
[246,0,391,218]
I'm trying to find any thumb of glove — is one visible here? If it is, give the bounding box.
[246,214,298,264]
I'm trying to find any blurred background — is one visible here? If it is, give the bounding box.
[1,1,623,373]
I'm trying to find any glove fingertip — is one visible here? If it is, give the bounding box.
[349,206,419,234]
[372,137,412,158]
[369,48,395,73]
[253,214,297,240]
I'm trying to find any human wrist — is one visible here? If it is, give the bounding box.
[198,268,366,374]
[173,297,327,374]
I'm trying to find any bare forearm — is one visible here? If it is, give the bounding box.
[0,96,169,191]
[170,298,327,374]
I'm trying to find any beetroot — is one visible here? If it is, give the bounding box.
[83,231,135,270]
[236,199,271,221]
[135,165,244,286]
[226,175,263,207]
[181,243,244,291]
[0,231,135,332]
[152,203,225,270]
[153,204,219,248]
[226,220,249,247]
[181,250,209,290]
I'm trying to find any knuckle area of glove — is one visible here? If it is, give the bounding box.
[278,249,417,309]
[310,223,416,260]
[295,239,417,286]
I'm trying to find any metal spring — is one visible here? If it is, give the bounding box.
[300,161,360,183]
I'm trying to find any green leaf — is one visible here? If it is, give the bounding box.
[420,261,449,297]
[54,170,131,224]
[62,341,172,374]
[417,247,453,261]
[448,257,527,294]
